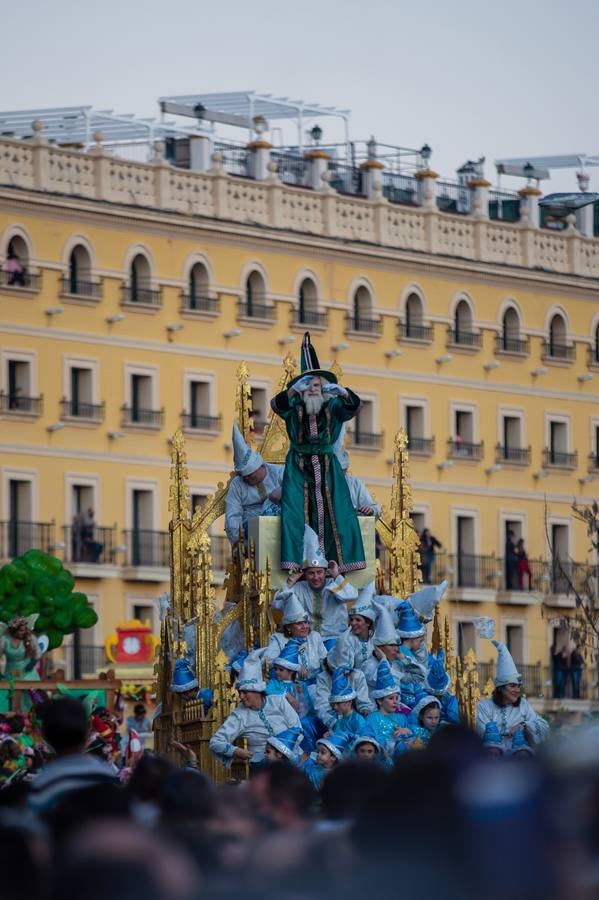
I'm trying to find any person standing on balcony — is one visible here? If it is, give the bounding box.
[5,249,25,286]
[504,529,518,591]
[82,507,103,563]
[516,538,532,590]
[270,332,366,573]
[418,529,442,584]
[552,645,568,699]
[224,423,284,545]
[569,645,584,699]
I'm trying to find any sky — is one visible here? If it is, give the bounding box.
[2,0,599,193]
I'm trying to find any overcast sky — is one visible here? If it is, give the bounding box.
[3,0,598,193]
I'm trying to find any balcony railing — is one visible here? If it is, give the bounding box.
[292,308,329,328]
[407,436,435,456]
[0,521,55,560]
[179,292,220,314]
[272,151,307,187]
[345,314,383,336]
[494,333,530,355]
[446,326,482,348]
[60,398,105,421]
[382,171,418,206]
[237,301,276,321]
[477,660,598,700]
[588,452,599,472]
[120,285,163,307]
[181,412,222,432]
[447,438,484,460]
[541,339,575,362]
[543,448,578,469]
[488,191,521,223]
[587,345,599,367]
[436,180,470,214]
[0,392,43,415]
[347,429,384,449]
[60,276,102,299]
[62,524,118,565]
[0,269,41,291]
[397,320,433,343]
[495,444,531,465]
[448,553,501,589]
[121,405,165,428]
[214,141,249,177]
[123,529,170,567]
[328,162,364,196]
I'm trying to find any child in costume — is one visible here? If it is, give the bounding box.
[364,659,413,761]
[266,638,311,716]
[264,727,303,763]
[395,605,428,709]
[302,731,351,790]
[409,693,442,745]
[328,669,366,740]
[424,651,459,724]
[353,734,385,764]
[362,603,403,691]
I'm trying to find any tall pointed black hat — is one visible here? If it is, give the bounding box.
[289,332,338,388]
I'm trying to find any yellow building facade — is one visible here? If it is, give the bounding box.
[1,126,599,684]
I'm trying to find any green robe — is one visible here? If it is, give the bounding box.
[271,388,366,572]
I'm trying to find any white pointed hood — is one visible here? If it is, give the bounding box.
[232,422,264,477]
[302,524,328,569]
[236,648,267,692]
[282,592,310,626]
[492,639,521,687]
[373,602,398,646]
[409,580,448,622]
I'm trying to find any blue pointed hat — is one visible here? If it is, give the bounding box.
[411,692,441,720]
[397,605,425,639]
[316,729,353,760]
[425,650,451,695]
[371,658,401,700]
[170,658,199,694]
[329,668,357,703]
[267,727,303,760]
[482,721,504,751]
[274,637,303,672]
[511,727,534,755]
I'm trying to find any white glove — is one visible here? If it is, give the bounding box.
[290,374,313,394]
[322,383,348,398]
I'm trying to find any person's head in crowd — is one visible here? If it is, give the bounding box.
[0,818,49,900]
[40,697,88,756]
[48,783,131,847]
[133,703,147,721]
[249,761,315,831]
[127,752,174,804]
[160,768,214,826]
[321,760,389,822]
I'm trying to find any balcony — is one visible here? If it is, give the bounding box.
[495,444,531,465]
[407,436,435,456]
[62,524,118,566]
[347,429,384,450]
[494,334,530,356]
[446,326,482,349]
[60,275,102,300]
[382,171,418,206]
[121,405,165,428]
[587,345,599,368]
[447,437,484,460]
[292,308,329,329]
[437,553,501,589]
[181,412,222,433]
[60,398,105,422]
[541,340,575,363]
[397,320,433,343]
[122,529,170,568]
[0,392,43,415]
[237,301,276,322]
[0,521,55,560]
[543,448,578,470]
[588,452,599,473]
[179,292,220,315]
[344,314,383,336]
[120,285,163,307]
[0,269,41,291]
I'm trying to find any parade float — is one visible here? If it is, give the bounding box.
[153,344,484,780]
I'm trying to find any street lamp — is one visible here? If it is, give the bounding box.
[310,124,323,146]
[420,144,432,167]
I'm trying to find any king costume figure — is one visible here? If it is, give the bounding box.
[270,332,366,573]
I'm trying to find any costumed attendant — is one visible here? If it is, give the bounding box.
[345,582,378,670]
[272,525,358,648]
[224,423,284,545]
[270,331,366,573]
[209,650,301,768]
[0,615,42,681]
[424,651,459,724]
[170,658,200,702]
[266,639,312,717]
[328,669,366,740]
[353,734,385,764]
[333,424,381,517]
[314,638,374,732]
[476,639,549,752]
[264,593,327,685]
[362,603,402,691]
[482,721,505,758]
[364,659,413,762]
[396,605,428,708]
[303,731,352,790]
[409,692,442,745]
[264,727,303,764]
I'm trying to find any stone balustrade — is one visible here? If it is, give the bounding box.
[1,129,599,281]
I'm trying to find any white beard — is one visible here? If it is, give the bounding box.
[303,393,324,415]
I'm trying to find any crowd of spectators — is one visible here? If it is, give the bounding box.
[1,695,599,900]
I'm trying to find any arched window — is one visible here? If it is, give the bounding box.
[298,277,319,326]
[454,299,472,338]
[547,313,570,359]
[501,307,520,352]
[245,270,266,317]
[4,236,30,288]
[405,292,424,338]
[188,262,210,310]
[130,254,151,303]
[67,244,94,297]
